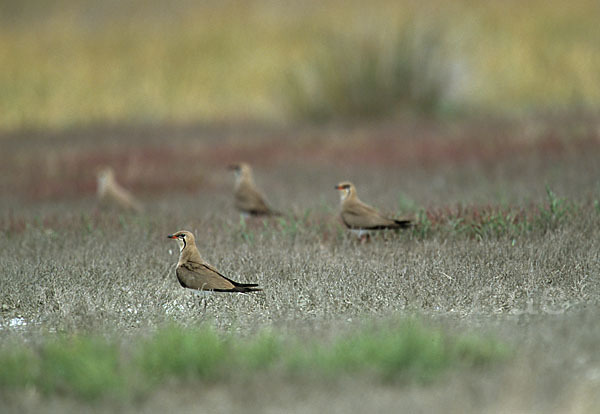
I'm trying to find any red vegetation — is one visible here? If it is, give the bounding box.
[1,118,598,200]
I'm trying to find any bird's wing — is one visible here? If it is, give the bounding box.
[235,183,271,214]
[176,261,237,291]
[341,199,397,229]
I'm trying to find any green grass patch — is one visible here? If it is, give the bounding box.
[136,324,226,384]
[410,187,583,240]
[299,320,450,382]
[0,346,38,389]
[0,320,509,400]
[536,185,574,230]
[290,320,508,382]
[38,336,124,400]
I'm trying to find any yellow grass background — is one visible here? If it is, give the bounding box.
[1,0,599,131]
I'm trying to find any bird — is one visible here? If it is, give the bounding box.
[228,163,280,216]
[96,167,143,213]
[335,181,412,241]
[167,230,262,294]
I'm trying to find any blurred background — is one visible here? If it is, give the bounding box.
[1,0,599,207]
[2,0,600,129]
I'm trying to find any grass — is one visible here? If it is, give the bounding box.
[282,21,453,121]
[290,319,508,382]
[137,324,226,385]
[2,0,600,130]
[0,119,599,412]
[0,321,508,401]
[409,187,579,240]
[38,336,123,400]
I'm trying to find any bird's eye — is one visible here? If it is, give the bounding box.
[179,234,185,238]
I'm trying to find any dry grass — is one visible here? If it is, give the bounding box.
[2,0,600,129]
[1,197,598,333]
[1,119,600,412]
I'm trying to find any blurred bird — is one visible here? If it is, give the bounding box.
[228,163,280,216]
[96,167,143,213]
[335,181,412,241]
[167,230,262,294]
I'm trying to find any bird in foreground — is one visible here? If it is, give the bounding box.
[228,163,280,216]
[96,167,143,213]
[335,181,412,241]
[167,230,262,293]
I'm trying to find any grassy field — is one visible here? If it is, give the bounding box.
[1,118,600,412]
[2,0,600,130]
[2,1,600,411]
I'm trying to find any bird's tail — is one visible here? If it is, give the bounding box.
[235,282,260,288]
[394,219,413,228]
[235,286,262,293]
[232,281,262,293]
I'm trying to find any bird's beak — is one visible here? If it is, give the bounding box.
[335,185,343,190]
[167,234,176,239]
[227,164,238,170]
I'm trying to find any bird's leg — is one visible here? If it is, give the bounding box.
[194,290,209,314]
[355,229,370,243]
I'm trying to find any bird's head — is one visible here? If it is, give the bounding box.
[335,181,355,201]
[167,230,195,251]
[97,166,115,183]
[96,167,116,195]
[228,162,253,184]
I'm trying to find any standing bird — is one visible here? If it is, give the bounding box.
[228,163,280,216]
[335,181,412,241]
[96,167,143,213]
[167,230,262,293]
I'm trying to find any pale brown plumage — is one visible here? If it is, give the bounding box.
[168,230,261,293]
[335,181,412,231]
[96,167,142,213]
[229,163,280,216]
